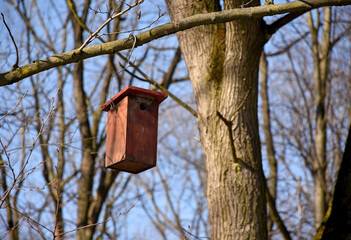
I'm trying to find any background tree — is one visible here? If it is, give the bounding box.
[261,5,351,239]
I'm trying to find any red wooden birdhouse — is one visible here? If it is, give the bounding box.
[101,85,168,173]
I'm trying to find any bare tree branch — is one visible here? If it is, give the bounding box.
[0,90,58,208]
[1,13,19,70]
[57,198,138,237]
[266,11,306,37]
[122,66,198,118]
[266,32,309,56]
[1,0,350,86]
[78,0,144,51]
[0,90,27,120]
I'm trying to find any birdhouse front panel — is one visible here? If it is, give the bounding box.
[124,95,158,172]
[102,85,167,174]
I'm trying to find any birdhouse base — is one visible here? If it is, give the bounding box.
[106,156,155,174]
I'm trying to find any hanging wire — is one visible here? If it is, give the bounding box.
[119,34,137,73]
[108,34,137,110]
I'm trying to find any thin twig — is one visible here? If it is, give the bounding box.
[7,205,54,234]
[78,0,144,51]
[1,13,19,70]
[0,215,24,239]
[0,91,28,121]
[116,49,197,117]
[183,225,191,239]
[0,90,58,208]
[98,7,167,38]
[57,198,139,237]
[181,226,210,239]
[121,63,198,118]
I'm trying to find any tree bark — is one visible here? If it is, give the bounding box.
[166,0,267,239]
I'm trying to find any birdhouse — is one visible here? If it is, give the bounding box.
[101,85,168,174]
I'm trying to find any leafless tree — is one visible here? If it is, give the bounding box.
[260,6,351,239]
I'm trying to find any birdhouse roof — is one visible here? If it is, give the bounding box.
[101,85,168,111]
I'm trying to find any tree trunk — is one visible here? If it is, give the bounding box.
[260,52,278,236]
[72,18,96,240]
[0,157,19,240]
[308,7,331,228]
[166,0,267,239]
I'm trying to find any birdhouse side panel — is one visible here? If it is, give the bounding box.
[105,98,128,168]
[125,95,159,167]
